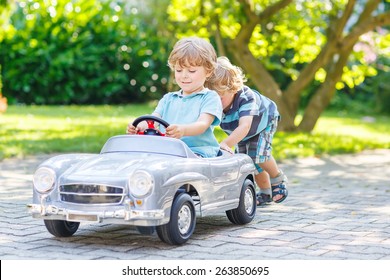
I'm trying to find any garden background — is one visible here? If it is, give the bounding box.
[0,0,389,160]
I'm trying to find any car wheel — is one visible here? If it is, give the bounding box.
[44,220,80,237]
[136,226,155,235]
[226,179,256,225]
[156,193,196,245]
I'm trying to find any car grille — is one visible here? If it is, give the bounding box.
[59,184,125,204]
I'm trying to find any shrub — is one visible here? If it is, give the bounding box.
[0,0,173,105]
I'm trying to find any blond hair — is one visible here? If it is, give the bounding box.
[205,56,246,93]
[168,37,217,77]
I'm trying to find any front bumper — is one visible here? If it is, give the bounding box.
[27,203,166,226]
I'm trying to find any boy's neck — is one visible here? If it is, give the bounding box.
[182,86,205,96]
[223,93,236,113]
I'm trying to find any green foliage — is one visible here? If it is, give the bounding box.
[1,0,389,115]
[167,0,390,112]
[167,1,330,83]
[0,105,389,160]
[329,55,390,115]
[0,0,173,105]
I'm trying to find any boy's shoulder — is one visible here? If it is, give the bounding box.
[236,86,258,102]
[241,86,259,96]
[241,86,275,104]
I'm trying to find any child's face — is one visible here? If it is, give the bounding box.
[174,63,210,95]
[219,91,235,110]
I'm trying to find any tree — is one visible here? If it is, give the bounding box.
[168,0,390,131]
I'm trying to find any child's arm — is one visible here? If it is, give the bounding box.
[220,116,253,152]
[165,113,214,138]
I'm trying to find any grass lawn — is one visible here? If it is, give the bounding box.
[0,104,389,161]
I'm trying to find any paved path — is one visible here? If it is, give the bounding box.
[1,150,389,260]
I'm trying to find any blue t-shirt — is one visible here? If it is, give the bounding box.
[154,88,222,157]
[221,86,279,141]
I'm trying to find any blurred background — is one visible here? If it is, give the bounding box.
[0,0,389,159]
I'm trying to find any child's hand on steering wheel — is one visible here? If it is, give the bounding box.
[165,124,185,139]
[126,121,148,134]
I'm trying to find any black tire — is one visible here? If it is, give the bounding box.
[226,179,256,225]
[156,193,196,245]
[136,226,155,235]
[44,220,80,237]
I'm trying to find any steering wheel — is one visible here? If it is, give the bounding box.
[132,115,170,136]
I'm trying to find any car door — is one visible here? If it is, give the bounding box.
[205,156,241,207]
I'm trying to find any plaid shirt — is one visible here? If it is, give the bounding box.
[221,86,279,141]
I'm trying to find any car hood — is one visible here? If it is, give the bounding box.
[62,152,176,179]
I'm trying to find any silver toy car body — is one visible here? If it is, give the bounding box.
[28,124,256,245]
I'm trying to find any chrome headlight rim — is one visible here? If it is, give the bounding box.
[128,170,154,198]
[33,167,56,193]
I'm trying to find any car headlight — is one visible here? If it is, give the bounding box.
[33,167,56,193]
[129,170,154,198]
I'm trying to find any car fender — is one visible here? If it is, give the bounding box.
[161,172,209,189]
[156,172,208,224]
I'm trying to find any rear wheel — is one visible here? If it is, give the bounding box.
[226,179,256,224]
[44,220,80,237]
[156,193,195,245]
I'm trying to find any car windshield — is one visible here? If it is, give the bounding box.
[100,135,197,158]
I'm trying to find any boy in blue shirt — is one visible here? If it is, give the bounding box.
[206,56,288,205]
[127,37,222,158]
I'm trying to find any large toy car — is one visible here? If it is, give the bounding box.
[28,115,256,245]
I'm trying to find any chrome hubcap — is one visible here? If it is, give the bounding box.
[178,204,192,235]
[244,188,254,214]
